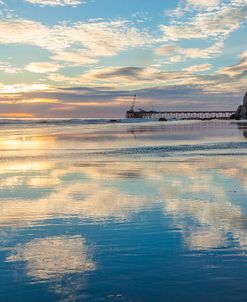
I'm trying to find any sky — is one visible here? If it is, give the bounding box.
[0,0,246,118]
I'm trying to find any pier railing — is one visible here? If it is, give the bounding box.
[126,110,235,120]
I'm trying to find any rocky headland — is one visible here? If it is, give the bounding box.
[231,91,247,119]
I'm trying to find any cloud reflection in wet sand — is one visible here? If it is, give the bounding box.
[0,178,150,227]
[6,236,95,280]
[160,160,247,251]
[1,157,247,252]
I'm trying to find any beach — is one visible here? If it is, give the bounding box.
[1,119,247,302]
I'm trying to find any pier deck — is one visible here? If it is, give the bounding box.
[126,110,235,120]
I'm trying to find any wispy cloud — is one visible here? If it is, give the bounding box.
[0,61,21,73]
[25,62,61,73]
[158,0,247,64]
[0,83,51,94]
[162,2,247,41]
[183,63,212,73]
[47,65,220,90]
[24,0,85,6]
[218,49,247,77]
[186,0,220,9]
[155,40,224,61]
[0,18,151,65]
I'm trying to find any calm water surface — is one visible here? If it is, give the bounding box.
[1,120,247,302]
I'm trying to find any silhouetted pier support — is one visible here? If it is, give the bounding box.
[126,110,235,120]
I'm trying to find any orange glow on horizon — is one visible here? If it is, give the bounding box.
[0,113,35,118]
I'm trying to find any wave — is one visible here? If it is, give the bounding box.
[92,141,247,157]
[1,141,247,161]
[0,118,161,126]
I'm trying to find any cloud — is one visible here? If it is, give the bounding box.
[0,81,242,118]
[0,83,50,94]
[156,0,247,67]
[184,63,212,73]
[169,0,221,17]
[155,45,177,56]
[6,236,95,280]
[0,19,58,50]
[0,61,20,73]
[0,57,245,117]
[25,62,61,73]
[51,66,191,87]
[161,4,247,41]
[160,0,247,71]
[0,98,60,105]
[0,18,151,65]
[49,65,221,90]
[0,51,245,117]
[218,49,247,77]
[155,40,224,61]
[186,0,220,9]
[51,50,99,65]
[24,0,84,6]
[0,0,245,110]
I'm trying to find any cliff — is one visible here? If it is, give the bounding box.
[231,91,247,119]
[241,91,247,117]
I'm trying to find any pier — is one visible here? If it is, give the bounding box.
[126,110,235,120]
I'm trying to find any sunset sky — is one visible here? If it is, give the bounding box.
[0,0,246,117]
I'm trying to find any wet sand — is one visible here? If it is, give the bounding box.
[1,119,247,302]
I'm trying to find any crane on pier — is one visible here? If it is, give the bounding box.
[130,95,136,111]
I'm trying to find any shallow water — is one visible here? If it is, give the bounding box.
[1,120,247,302]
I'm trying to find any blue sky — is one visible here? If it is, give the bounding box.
[0,0,246,117]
